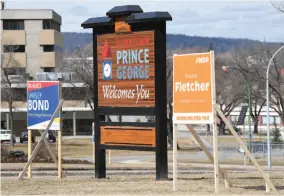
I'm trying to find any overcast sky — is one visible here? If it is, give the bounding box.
[4,0,284,42]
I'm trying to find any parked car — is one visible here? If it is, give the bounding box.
[20,130,35,143]
[47,130,56,143]
[0,129,16,143]
[20,130,56,143]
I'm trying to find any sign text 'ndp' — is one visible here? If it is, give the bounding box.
[97,31,155,107]
[173,52,214,124]
[27,81,61,130]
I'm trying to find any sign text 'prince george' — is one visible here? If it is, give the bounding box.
[97,31,155,107]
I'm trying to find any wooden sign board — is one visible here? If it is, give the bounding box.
[101,126,155,147]
[97,31,155,107]
[173,52,214,124]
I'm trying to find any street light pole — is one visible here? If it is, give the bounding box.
[266,45,284,170]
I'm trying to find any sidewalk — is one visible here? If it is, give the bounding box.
[2,162,284,171]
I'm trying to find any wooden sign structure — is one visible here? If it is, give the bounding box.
[172,52,277,193]
[19,81,63,180]
[173,51,220,192]
[82,5,172,180]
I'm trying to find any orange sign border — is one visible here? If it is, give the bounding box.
[172,51,216,124]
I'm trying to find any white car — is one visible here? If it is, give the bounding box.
[0,129,16,143]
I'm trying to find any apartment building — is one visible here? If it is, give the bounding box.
[1,7,63,78]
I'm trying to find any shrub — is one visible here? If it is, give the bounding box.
[272,126,283,143]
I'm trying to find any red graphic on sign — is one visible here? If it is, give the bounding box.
[27,81,59,92]
[102,41,112,58]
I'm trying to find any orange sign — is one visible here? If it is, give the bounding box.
[173,52,215,124]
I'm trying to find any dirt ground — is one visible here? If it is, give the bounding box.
[1,172,284,195]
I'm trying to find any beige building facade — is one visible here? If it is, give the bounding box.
[1,9,63,78]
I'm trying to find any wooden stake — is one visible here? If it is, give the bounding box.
[186,125,231,188]
[210,50,219,194]
[108,150,111,164]
[28,129,32,179]
[266,173,270,193]
[215,104,277,192]
[58,129,62,179]
[173,124,177,191]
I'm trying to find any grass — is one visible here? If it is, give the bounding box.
[7,137,198,158]
[7,139,155,158]
[6,138,284,166]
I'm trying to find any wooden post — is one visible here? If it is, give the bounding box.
[173,124,177,191]
[266,173,270,193]
[210,50,219,194]
[108,150,111,164]
[224,172,229,189]
[58,129,62,179]
[186,125,231,188]
[28,129,32,179]
[215,104,277,192]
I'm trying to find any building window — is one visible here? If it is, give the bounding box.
[43,68,53,72]
[43,45,54,52]
[1,68,25,75]
[3,45,25,52]
[43,19,61,32]
[262,116,281,125]
[275,117,281,125]
[3,20,24,30]
[230,115,238,123]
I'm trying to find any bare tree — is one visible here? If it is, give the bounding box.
[271,1,284,12]
[231,44,276,134]
[62,46,94,111]
[72,46,94,110]
[1,51,26,146]
[215,52,246,134]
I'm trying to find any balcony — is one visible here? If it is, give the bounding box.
[2,30,26,45]
[2,53,27,68]
[39,52,57,68]
[39,30,63,47]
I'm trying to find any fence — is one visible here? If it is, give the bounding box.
[218,143,284,162]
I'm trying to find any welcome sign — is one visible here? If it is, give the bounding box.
[97,31,155,107]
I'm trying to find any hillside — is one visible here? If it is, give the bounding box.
[62,32,282,53]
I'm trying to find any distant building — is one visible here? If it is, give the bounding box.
[1,8,63,78]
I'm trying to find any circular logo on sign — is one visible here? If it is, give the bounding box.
[104,63,111,78]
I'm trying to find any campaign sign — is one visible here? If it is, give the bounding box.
[27,81,61,130]
[173,52,215,124]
